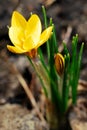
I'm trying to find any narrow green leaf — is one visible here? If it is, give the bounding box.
[62,53,70,112]
[50,18,58,53]
[27,56,48,97]
[42,6,50,61]
[72,42,84,104]
[38,48,49,74]
[52,24,58,53]
[42,6,48,27]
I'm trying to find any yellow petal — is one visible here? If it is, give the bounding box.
[11,11,27,29]
[25,14,42,43]
[23,36,35,50]
[9,27,24,47]
[7,45,26,54]
[36,26,53,48]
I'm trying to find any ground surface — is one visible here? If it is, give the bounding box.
[0,0,87,130]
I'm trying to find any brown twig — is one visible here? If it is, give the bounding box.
[1,50,46,123]
[10,64,46,123]
[42,0,56,7]
[59,26,72,52]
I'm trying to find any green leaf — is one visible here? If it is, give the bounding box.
[62,53,70,112]
[72,42,84,104]
[42,6,50,61]
[50,18,58,53]
[27,56,49,97]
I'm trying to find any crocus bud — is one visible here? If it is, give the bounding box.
[54,53,64,76]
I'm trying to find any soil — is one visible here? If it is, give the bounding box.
[0,0,87,130]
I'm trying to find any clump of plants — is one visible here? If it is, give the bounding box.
[7,6,84,130]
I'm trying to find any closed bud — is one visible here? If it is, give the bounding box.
[54,53,65,76]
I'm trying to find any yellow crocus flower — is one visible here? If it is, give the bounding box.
[7,11,53,58]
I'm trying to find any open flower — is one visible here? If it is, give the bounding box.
[7,11,53,58]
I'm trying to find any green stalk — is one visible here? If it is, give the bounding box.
[42,6,50,62]
[49,18,58,53]
[62,53,70,112]
[62,42,70,112]
[70,35,78,104]
[42,6,62,110]
[27,56,49,97]
[49,29,62,113]
[72,42,84,104]
[38,48,49,74]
